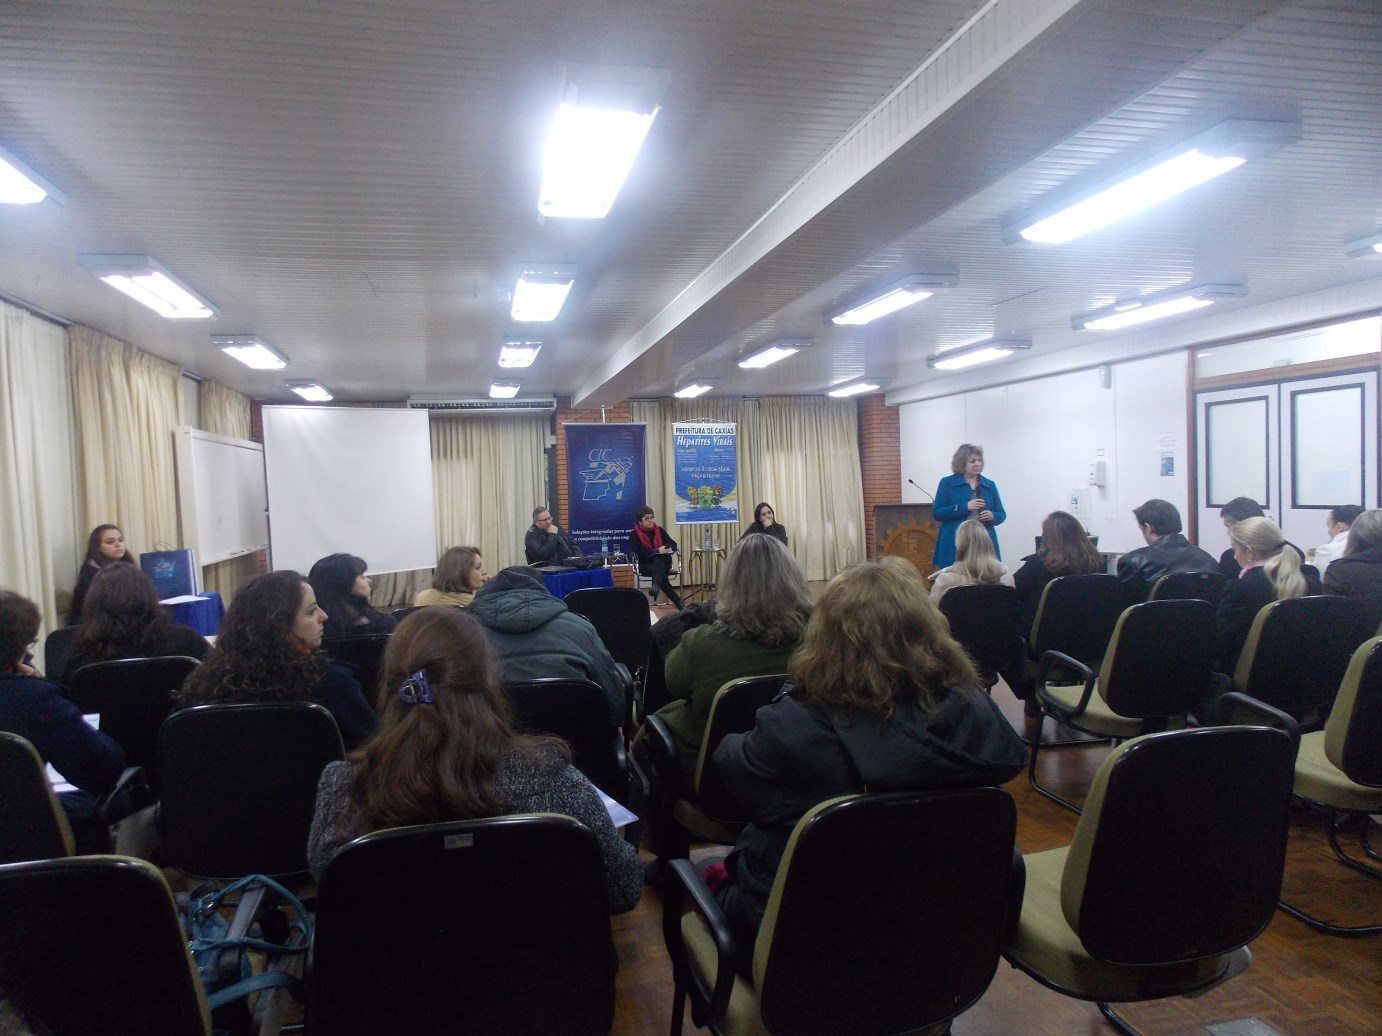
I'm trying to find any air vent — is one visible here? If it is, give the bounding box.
[406,397,557,414]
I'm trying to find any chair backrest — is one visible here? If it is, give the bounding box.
[158,702,344,879]
[1234,595,1373,717]
[0,855,211,1036]
[321,633,392,701]
[1323,635,1382,787]
[67,655,200,792]
[0,732,74,864]
[1097,599,1216,719]
[1028,573,1127,666]
[564,587,654,675]
[694,675,787,822]
[391,606,422,622]
[1148,570,1226,607]
[309,815,614,1035]
[1061,726,1293,966]
[503,679,629,802]
[939,583,1023,685]
[41,625,81,686]
[754,789,1018,1035]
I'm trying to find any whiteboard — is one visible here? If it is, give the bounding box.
[173,427,270,566]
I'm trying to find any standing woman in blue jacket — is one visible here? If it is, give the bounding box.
[932,443,1005,568]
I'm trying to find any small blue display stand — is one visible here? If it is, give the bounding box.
[541,568,614,600]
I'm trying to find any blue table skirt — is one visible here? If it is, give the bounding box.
[542,568,614,600]
[164,591,224,636]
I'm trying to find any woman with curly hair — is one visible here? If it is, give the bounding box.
[413,545,487,608]
[710,560,1026,959]
[180,570,378,749]
[61,564,208,684]
[307,553,396,640]
[307,607,641,912]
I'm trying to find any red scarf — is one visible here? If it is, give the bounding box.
[634,522,663,552]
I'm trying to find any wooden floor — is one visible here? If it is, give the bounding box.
[611,685,1382,1036]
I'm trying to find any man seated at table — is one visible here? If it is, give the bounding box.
[524,506,589,569]
[1116,498,1218,599]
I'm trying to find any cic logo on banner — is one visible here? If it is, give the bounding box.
[564,423,647,554]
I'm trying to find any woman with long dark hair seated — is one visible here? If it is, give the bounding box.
[180,570,378,750]
[307,607,641,912]
[413,546,487,608]
[739,502,788,546]
[628,506,683,610]
[62,564,208,684]
[307,554,397,639]
[1011,511,1104,632]
[68,524,136,625]
[709,561,1026,960]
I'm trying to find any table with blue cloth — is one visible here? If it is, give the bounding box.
[162,592,224,636]
[542,568,614,600]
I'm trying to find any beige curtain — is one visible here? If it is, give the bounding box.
[629,399,666,520]
[0,301,80,648]
[196,379,261,604]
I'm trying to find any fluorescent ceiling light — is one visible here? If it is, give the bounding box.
[212,334,288,370]
[1007,119,1299,245]
[827,379,886,398]
[738,338,810,370]
[1344,232,1382,258]
[489,381,521,399]
[287,382,333,402]
[1073,284,1246,332]
[511,270,575,322]
[0,144,63,205]
[927,338,1032,371]
[827,273,957,325]
[673,381,717,399]
[81,255,217,319]
[499,339,542,368]
[538,102,658,219]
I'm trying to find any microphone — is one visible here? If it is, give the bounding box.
[906,478,935,501]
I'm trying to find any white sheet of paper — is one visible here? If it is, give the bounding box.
[598,788,638,829]
[159,594,208,605]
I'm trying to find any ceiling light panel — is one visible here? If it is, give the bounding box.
[499,339,542,368]
[212,334,288,370]
[0,144,63,205]
[288,382,333,401]
[511,269,575,322]
[738,338,811,370]
[489,381,521,399]
[82,255,217,319]
[927,338,1032,371]
[827,273,958,325]
[1073,284,1246,332]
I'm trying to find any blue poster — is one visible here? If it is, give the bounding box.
[564,422,647,554]
[672,422,738,524]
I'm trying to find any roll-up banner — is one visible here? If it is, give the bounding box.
[564,422,647,554]
[672,422,738,524]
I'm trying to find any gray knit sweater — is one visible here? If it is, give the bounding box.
[307,748,642,913]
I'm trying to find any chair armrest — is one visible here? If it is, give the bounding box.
[1036,650,1097,715]
[639,715,681,805]
[661,858,740,1029]
[1214,691,1301,754]
[1004,847,1027,945]
[93,766,150,833]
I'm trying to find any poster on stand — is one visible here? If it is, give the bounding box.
[672,422,738,525]
[564,422,646,555]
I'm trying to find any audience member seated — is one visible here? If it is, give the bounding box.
[1322,508,1382,631]
[308,554,397,639]
[1216,497,1306,579]
[628,506,683,610]
[654,535,810,784]
[929,518,1015,603]
[709,561,1027,964]
[467,567,626,726]
[1115,498,1217,597]
[650,600,717,661]
[739,502,788,546]
[180,570,379,750]
[61,565,208,685]
[1311,504,1363,573]
[414,545,487,608]
[1011,511,1104,634]
[1216,516,1322,674]
[306,607,640,911]
[524,506,583,566]
[68,524,136,625]
[1,589,128,850]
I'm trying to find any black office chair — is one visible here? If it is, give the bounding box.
[0,731,74,863]
[503,678,630,803]
[939,583,1024,691]
[1005,726,1295,1036]
[663,788,1020,1036]
[565,586,655,723]
[309,815,615,1035]
[41,624,81,687]
[0,855,213,1036]
[390,605,422,622]
[1148,569,1226,607]
[67,655,200,793]
[321,633,392,701]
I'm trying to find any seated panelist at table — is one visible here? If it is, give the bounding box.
[739,502,788,547]
[524,506,584,567]
[628,507,683,611]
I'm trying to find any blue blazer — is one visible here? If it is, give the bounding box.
[931,473,1006,567]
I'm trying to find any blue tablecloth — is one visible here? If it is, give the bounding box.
[164,591,224,636]
[542,568,614,600]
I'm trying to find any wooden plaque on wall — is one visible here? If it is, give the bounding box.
[874,504,938,578]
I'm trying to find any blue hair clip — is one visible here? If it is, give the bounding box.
[398,669,434,704]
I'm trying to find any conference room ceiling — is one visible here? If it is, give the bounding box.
[0,0,1379,408]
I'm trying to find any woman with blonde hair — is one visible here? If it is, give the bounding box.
[929,518,1014,602]
[1216,516,1321,672]
[414,546,487,608]
[710,561,1026,957]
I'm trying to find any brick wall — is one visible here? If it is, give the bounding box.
[857,393,902,559]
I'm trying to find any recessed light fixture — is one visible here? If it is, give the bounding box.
[738,338,811,370]
[927,338,1032,371]
[511,268,576,322]
[0,144,63,205]
[1344,232,1382,258]
[489,380,521,399]
[81,255,217,319]
[287,382,333,402]
[1073,284,1246,332]
[826,273,958,326]
[673,380,718,399]
[499,338,543,368]
[211,334,288,370]
[827,379,887,398]
[1005,119,1299,245]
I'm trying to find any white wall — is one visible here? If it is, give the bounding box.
[899,351,1191,561]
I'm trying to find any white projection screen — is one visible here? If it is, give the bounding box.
[262,406,436,576]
